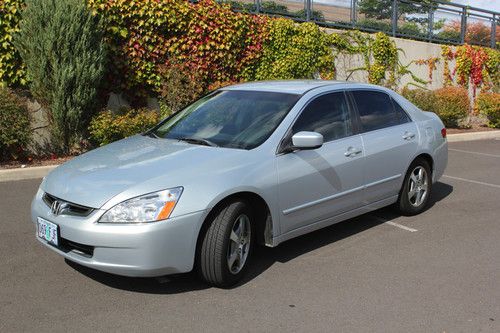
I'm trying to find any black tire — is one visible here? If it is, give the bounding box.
[198,200,254,288]
[397,158,432,216]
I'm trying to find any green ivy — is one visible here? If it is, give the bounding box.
[332,31,426,88]
[0,0,26,87]
[252,19,335,81]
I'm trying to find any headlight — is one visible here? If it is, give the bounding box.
[99,187,183,223]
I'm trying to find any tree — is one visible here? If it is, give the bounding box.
[14,0,107,152]
[358,0,446,21]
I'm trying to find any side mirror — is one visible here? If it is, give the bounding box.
[291,131,323,150]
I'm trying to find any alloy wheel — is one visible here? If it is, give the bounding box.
[227,214,251,275]
[408,166,429,207]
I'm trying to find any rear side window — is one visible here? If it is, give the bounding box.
[351,90,400,132]
[391,98,412,124]
[292,92,353,142]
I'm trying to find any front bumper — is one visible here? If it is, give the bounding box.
[31,189,206,277]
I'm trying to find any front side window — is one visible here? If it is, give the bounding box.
[292,92,353,142]
[351,90,400,132]
[151,90,300,149]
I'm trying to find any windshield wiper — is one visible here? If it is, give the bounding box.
[144,131,159,139]
[178,137,218,147]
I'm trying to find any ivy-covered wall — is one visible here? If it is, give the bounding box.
[1,0,499,98]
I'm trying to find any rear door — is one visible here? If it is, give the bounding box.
[349,90,418,204]
[276,92,365,234]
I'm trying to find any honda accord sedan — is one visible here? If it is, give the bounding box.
[31,80,448,287]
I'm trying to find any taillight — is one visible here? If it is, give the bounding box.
[441,128,447,138]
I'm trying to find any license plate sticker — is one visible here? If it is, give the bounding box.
[37,217,59,246]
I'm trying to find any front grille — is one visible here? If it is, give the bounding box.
[59,238,94,257]
[42,192,94,217]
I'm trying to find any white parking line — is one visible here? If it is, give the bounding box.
[371,216,418,232]
[449,148,500,158]
[443,175,500,189]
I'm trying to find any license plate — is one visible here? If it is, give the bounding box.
[37,217,59,246]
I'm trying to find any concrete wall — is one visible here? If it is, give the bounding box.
[326,28,455,91]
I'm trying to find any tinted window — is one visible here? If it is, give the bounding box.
[391,98,412,124]
[292,92,352,142]
[152,90,300,149]
[352,90,400,132]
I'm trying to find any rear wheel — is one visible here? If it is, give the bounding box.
[198,200,254,288]
[397,159,432,216]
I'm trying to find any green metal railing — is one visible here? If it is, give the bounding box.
[222,0,499,48]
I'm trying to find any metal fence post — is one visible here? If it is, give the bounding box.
[306,0,311,21]
[491,14,497,48]
[256,0,261,14]
[351,0,357,27]
[460,7,467,44]
[392,0,398,37]
[428,6,434,42]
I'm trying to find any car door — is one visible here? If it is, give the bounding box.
[349,90,418,205]
[276,92,365,235]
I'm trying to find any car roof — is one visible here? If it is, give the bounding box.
[222,80,354,95]
[222,80,429,122]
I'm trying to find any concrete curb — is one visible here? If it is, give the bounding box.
[447,130,500,142]
[1,130,499,183]
[0,165,57,183]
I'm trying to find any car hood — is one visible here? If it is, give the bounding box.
[42,135,248,208]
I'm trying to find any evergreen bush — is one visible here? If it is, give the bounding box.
[14,0,106,152]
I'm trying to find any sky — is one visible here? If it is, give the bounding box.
[454,0,500,13]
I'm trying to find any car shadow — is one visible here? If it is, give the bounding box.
[66,181,453,294]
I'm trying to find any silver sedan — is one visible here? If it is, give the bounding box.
[31,81,448,287]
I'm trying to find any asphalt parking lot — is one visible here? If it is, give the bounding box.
[1,139,499,332]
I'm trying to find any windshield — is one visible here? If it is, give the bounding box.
[151,90,300,150]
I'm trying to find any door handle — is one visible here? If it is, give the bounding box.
[344,147,362,157]
[402,131,416,140]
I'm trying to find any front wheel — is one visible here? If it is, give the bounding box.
[397,159,432,216]
[198,200,254,288]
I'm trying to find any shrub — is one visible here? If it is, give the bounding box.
[0,87,31,161]
[441,20,500,46]
[89,109,160,146]
[356,19,391,32]
[436,29,460,42]
[401,87,437,112]
[398,22,424,36]
[434,87,470,127]
[14,0,107,152]
[158,64,205,118]
[260,1,289,15]
[294,9,325,22]
[0,0,26,87]
[227,1,254,12]
[476,93,500,128]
